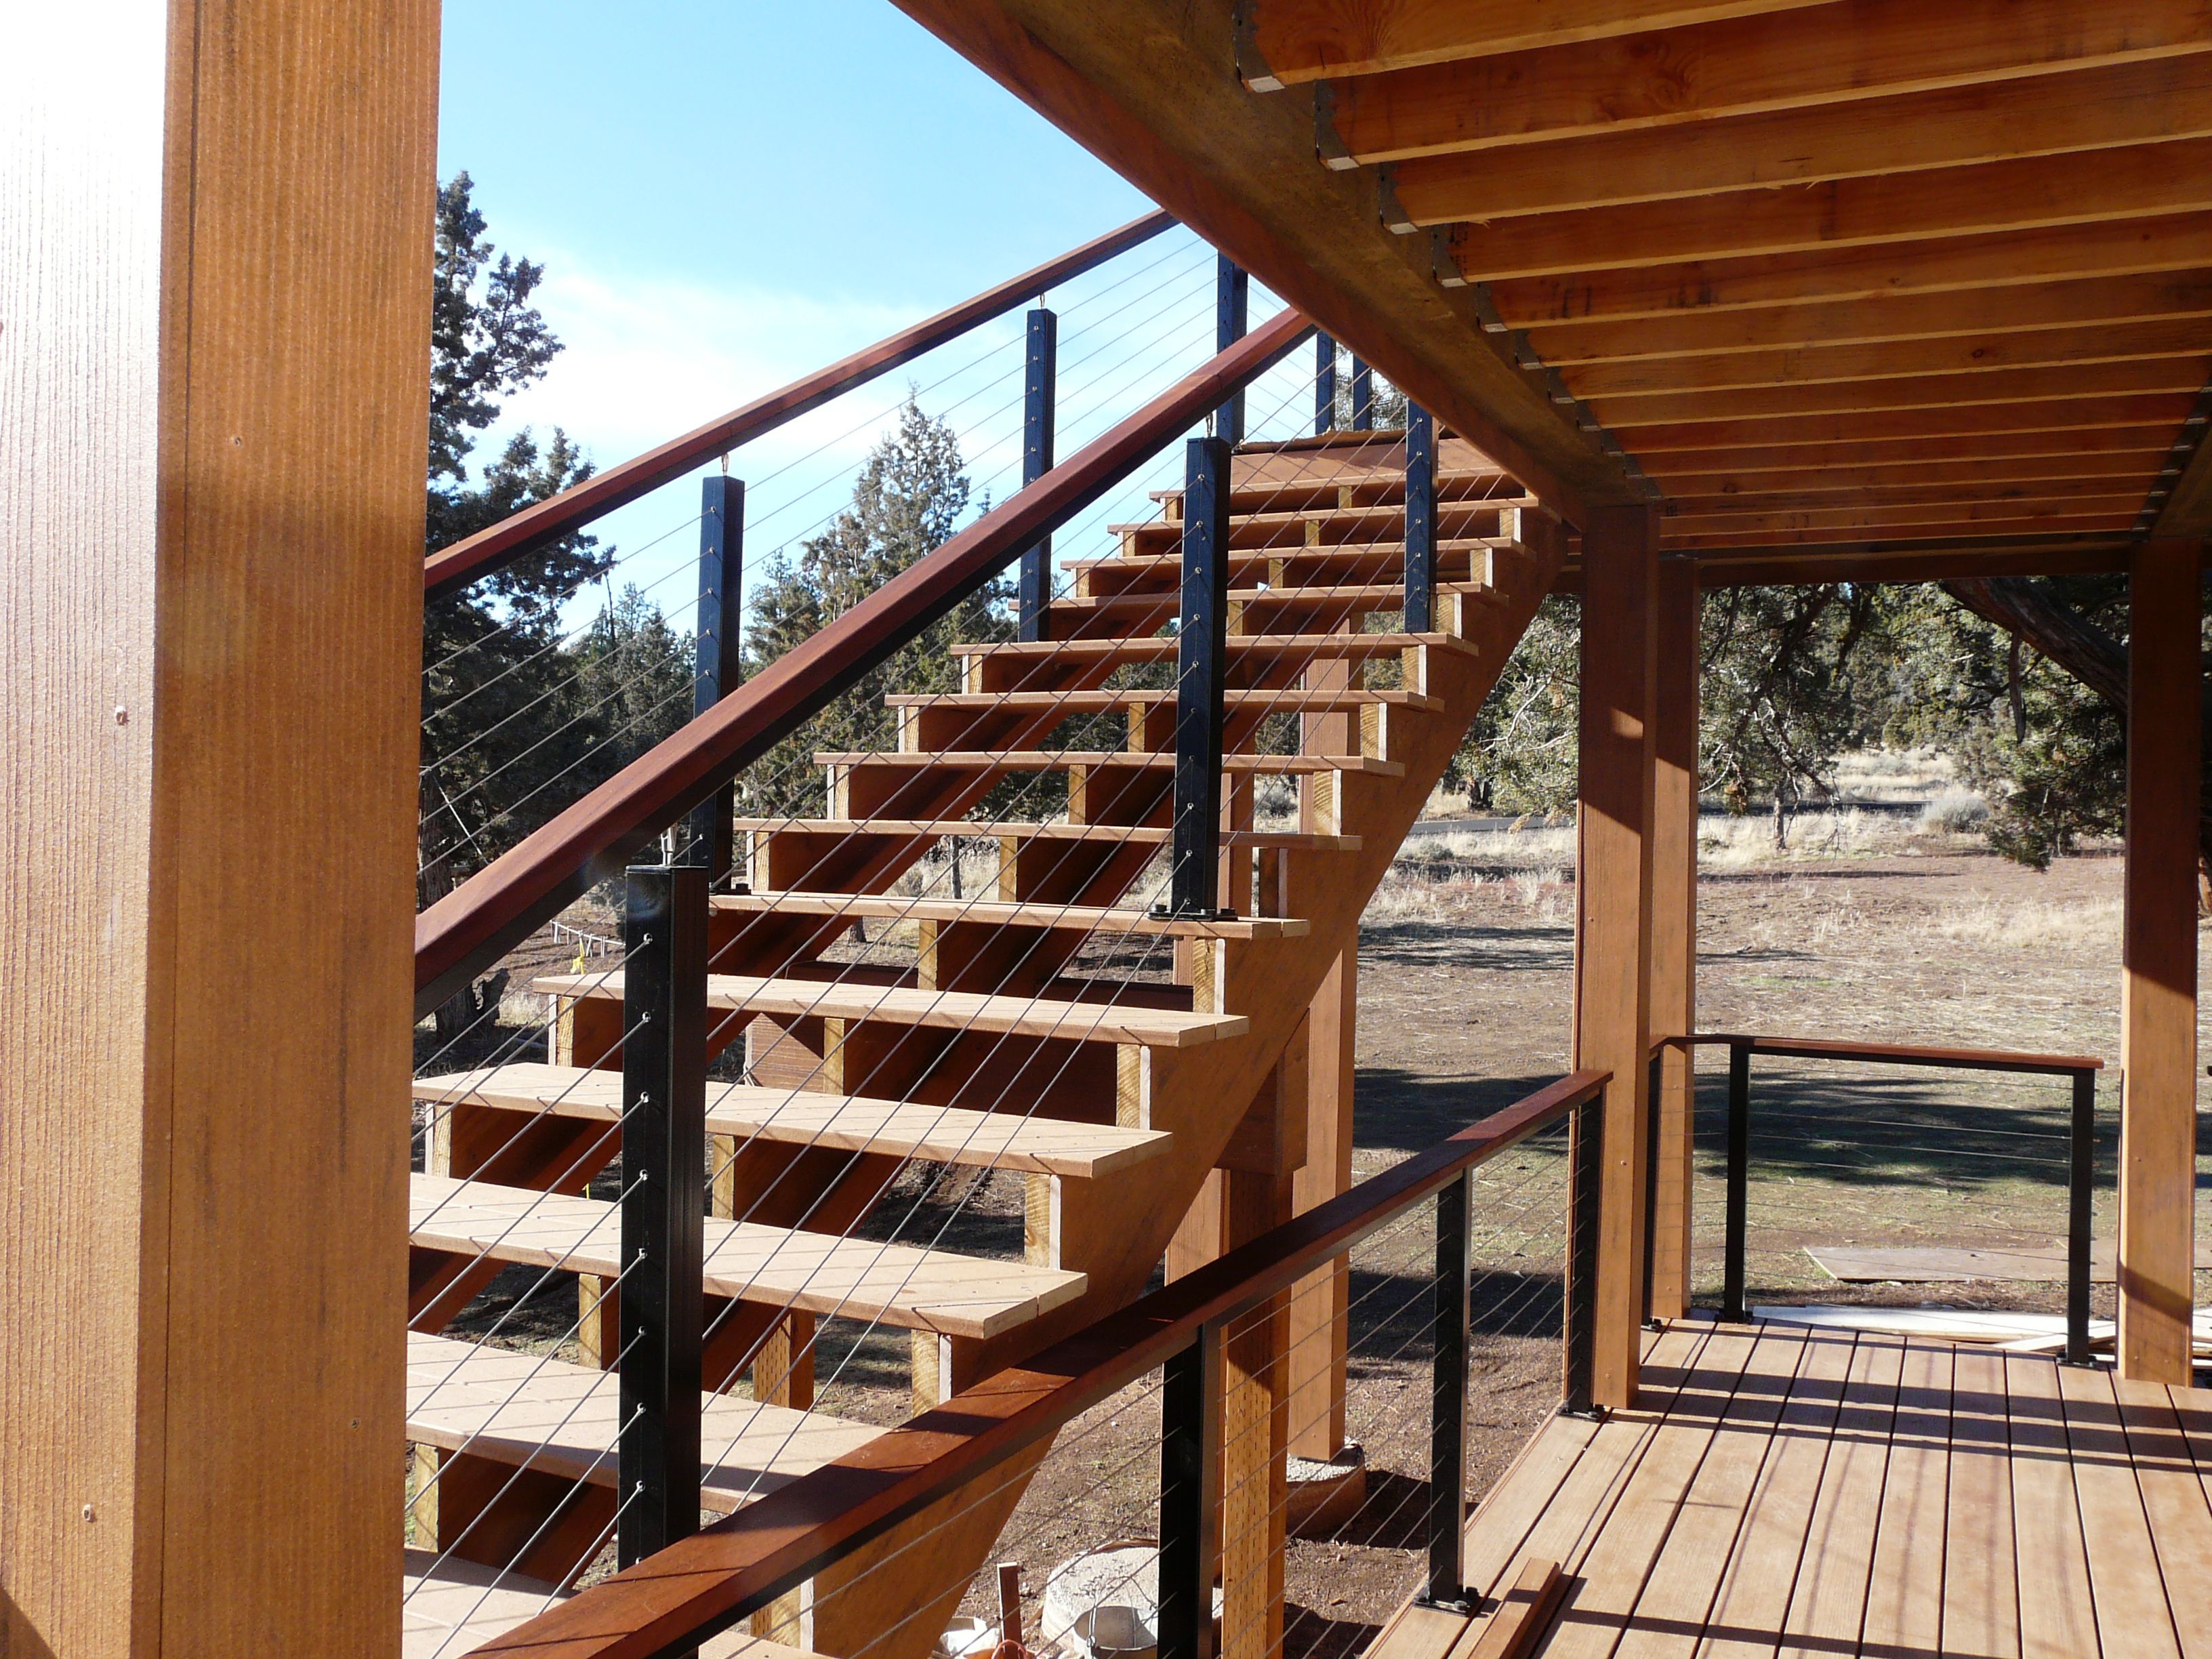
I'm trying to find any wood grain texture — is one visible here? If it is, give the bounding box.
[2120,537,2203,1383]
[3,1,433,1653]
[1646,563,1698,1322]
[1572,506,1660,1407]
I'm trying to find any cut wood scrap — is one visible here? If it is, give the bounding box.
[1754,1303,2093,1345]
[1809,1240,2212,1284]
[529,971,1249,1049]
[412,1063,1172,1178]
[406,1332,877,1512]
[1458,1559,1565,1659]
[409,1173,1086,1340]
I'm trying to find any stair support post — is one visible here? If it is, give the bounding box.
[1215,255,1249,446]
[1160,1319,1225,1659]
[2118,535,2202,1383]
[690,476,745,881]
[1314,333,1336,435]
[1572,504,1660,1410]
[1017,306,1057,642]
[1425,1170,1474,1609]
[619,864,708,1572]
[1288,944,1355,1460]
[1404,405,1437,635]
[1647,559,1700,1320]
[1349,357,1374,430]
[1168,436,1233,917]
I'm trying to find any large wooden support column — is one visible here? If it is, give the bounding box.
[2,5,436,1653]
[1288,941,1355,1458]
[2118,537,2203,1384]
[1647,562,1700,1322]
[1572,506,1660,1408]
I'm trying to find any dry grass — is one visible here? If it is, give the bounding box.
[1936,894,2123,952]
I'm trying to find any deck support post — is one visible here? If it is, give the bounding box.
[1,6,434,1650]
[1404,405,1437,635]
[2118,536,2202,1385]
[1168,436,1233,917]
[1017,306,1057,642]
[1350,356,1374,430]
[1572,504,1660,1409]
[1648,560,1700,1322]
[1288,942,1356,1459]
[1315,333,1337,434]
[1216,257,1248,446]
[690,476,745,880]
[1159,1320,1225,1659]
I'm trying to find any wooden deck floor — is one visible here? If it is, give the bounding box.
[1380,1317,2212,1659]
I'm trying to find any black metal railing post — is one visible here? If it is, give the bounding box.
[1642,1047,1664,1332]
[1350,356,1374,431]
[1216,255,1249,446]
[1563,1097,1605,1418]
[2065,1067,2097,1366]
[1165,436,1233,918]
[1404,404,1437,634]
[1018,306,1058,643]
[618,863,708,1578]
[689,477,743,882]
[1425,1170,1475,1610]
[1158,1320,1223,1659]
[1315,333,1336,435]
[1723,1042,1751,1325]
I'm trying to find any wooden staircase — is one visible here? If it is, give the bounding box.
[402,428,1567,1656]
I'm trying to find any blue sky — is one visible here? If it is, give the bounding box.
[436,2,1313,629]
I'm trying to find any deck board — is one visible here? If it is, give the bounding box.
[1444,1319,2211,1658]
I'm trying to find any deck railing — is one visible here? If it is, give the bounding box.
[1654,1033,2106,1364]
[469,1069,1610,1659]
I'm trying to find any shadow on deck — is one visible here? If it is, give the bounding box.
[1371,1317,2212,1659]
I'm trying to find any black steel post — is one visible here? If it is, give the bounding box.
[689,476,744,882]
[1564,1099,1604,1418]
[1158,1320,1223,1659]
[1643,1048,1664,1332]
[1404,404,1437,634]
[1166,436,1232,918]
[1315,333,1337,435]
[1351,356,1374,431]
[1017,306,1058,643]
[1425,1171,1475,1610]
[1723,1043,1751,1325]
[2065,1068,2097,1366]
[618,863,708,1574]
[1216,255,1249,447]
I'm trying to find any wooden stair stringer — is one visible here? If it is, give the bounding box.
[800,510,1571,1659]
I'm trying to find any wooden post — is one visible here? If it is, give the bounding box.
[2,3,435,1651]
[1288,942,1354,1458]
[2118,537,2202,1384]
[1647,561,1700,1322]
[1572,506,1660,1409]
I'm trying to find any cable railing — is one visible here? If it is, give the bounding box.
[457,1070,1610,1659]
[402,218,1555,1651]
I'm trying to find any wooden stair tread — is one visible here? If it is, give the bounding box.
[709,890,1307,939]
[1071,537,1517,573]
[1107,497,1532,536]
[529,970,1249,1048]
[406,1332,878,1513]
[817,749,1404,777]
[882,688,1440,711]
[411,1173,1087,1339]
[732,817,1361,851]
[1054,580,1498,611]
[403,1551,821,1659]
[413,1062,1172,1177]
[951,630,1477,661]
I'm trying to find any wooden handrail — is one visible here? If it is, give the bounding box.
[470,1069,1610,1659]
[415,306,1314,1015]
[1659,1032,2103,1077]
[423,209,1176,600]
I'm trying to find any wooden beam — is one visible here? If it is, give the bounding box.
[2118,537,2203,1386]
[1573,504,1660,1408]
[1496,214,2212,329]
[1328,0,2212,162]
[1449,136,2212,280]
[1533,270,2212,365]
[1692,541,2139,586]
[1655,454,2169,494]
[1561,319,2212,396]
[1596,359,2212,426]
[1393,53,2212,222]
[1647,562,1699,1322]
[1288,942,1355,1459]
[2152,422,2212,538]
[1637,427,2183,476]
[882,0,1642,524]
[1,1,434,1650]
[1668,476,2163,516]
[1665,510,2142,548]
[1623,394,2200,451]
[1242,0,1835,85]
